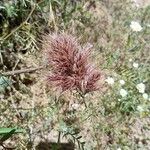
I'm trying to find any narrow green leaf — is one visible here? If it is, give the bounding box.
[77,136,82,139]
[0,128,25,135]
[0,129,16,142]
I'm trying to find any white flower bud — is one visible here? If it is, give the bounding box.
[120,89,128,97]
[105,77,114,85]
[136,83,145,93]
[130,21,142,32]
[119,80,125,85]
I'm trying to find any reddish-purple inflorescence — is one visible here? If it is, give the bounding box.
[44,33,101,94]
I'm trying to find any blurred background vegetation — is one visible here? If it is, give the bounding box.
[0,0,150,149]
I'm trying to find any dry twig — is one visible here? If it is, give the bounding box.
[1,66,44,76]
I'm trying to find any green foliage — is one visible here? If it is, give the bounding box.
[0,128,25,143]
[0,76,10,93]
[59,121,85,150]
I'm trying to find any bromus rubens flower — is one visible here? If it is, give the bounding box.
[43,33,102,94]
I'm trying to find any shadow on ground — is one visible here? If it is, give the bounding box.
[36,142,74,150]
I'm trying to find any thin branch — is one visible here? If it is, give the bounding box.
[1,66,44,76]
[25,4,36,22]
[57,131,61,144]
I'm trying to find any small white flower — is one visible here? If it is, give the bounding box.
[133,62,139,68]
[117,148,121,150]
[132,0,140,7]
[143,93,148,100]
[119,80,125,85]
[136,83,145,93]
[120,89,128,97]
[118,99,121,102]
[105,77,114,85]
[130,21,142,32]
[129,58,132,62]
[137,105,144,112]
[71,103,79,110]
[0,94,4,99]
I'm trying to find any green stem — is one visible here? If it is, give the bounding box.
[57,131,61,144]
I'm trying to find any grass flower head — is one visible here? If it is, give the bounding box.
[44,33,102,94]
